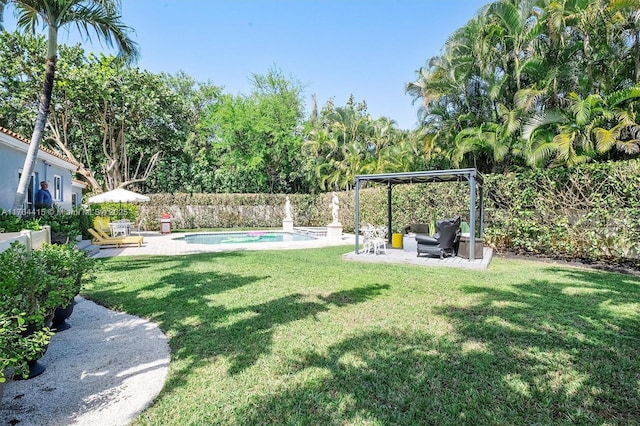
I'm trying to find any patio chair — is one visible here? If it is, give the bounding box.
[415,215,461,259]
[108,220,132,237]
[88,228,143,248]
[129,218,144,235]
[361,224,388,255]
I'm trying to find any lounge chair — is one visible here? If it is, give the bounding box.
[94,227,143,245]
[93,216,111,236]
[88,228,143,248]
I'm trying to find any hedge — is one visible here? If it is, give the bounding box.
[137,160,640,267]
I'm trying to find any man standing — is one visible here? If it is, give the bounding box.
[35,181,53,210]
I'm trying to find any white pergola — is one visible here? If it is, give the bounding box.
[354,168,485,261]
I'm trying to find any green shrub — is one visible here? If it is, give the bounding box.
[130,159,640,266]
[0,242,97,381]
[0,243,56,380]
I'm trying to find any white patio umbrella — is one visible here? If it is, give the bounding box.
[87,188,150,204]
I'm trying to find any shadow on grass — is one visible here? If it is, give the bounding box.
[233,266,640,425]
[176,284,390,377]
[87,252,255,321]
[85,252,390,393]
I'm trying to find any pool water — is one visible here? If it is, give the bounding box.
[177,231,316,245]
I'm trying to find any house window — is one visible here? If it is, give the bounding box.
[71,192,77,207]
[54,175,62,201]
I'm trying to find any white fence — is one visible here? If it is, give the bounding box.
[0,226,51,254]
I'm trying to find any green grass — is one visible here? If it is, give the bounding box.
[83,246,640,425]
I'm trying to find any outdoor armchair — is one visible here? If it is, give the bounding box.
[361,224,388,255]
[129,218,145,235]
[415,215,461,259]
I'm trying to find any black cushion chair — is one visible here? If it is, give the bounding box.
[415,215,461,259]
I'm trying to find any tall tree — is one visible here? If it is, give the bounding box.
[50,55,194,191]
[408,0,640,172]
[200,66,306,193]
[0,0,137,214]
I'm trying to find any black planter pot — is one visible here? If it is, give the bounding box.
[52,301,74,332]
[15,318,52,380]
[22,359,46,379]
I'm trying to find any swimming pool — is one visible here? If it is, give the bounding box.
[176,231,317,245]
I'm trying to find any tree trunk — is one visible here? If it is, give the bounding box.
[12,57,57,216]
[12,27,58,216]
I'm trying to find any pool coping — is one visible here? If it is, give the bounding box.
[90,230,355,258]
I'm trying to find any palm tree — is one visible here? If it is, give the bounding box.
[0,0,138,214]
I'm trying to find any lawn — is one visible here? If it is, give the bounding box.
[83,246,640,425]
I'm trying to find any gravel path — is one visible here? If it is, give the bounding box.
[0,297,170,426]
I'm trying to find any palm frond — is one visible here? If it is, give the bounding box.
[553,132,575,162]
[487,1,523,35]
[605,85,640,107]
[616,139,640,154]
[526,141,557,167]
[594,127,620,153]
[514,88,545,112]
[522,110,566,141]
[566,92,600,126]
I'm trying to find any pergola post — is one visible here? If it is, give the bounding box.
[387,182,392,244]
[469,171,477,261]
[355,178,361,254]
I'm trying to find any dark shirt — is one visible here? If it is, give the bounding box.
[36,188,53,208]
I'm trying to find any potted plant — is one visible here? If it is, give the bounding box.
[391,224,404,249]
[34,243,98,332]
[0,243,56,380]
[37,208,84,244]
[0,242,96,380]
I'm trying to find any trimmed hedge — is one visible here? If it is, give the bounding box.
[483,161,640,265]
[138,160,640,267]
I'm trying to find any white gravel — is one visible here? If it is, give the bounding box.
[0,296,170,426]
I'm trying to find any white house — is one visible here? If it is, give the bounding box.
[0,126,81,214]
[71,179,87,208]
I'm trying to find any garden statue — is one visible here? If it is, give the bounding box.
[331,192,339,224]
[285,196,292,220]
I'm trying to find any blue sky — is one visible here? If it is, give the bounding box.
[4,0,489,130]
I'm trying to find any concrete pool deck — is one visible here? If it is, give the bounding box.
[89,230,356,258]
[343,246,493,270]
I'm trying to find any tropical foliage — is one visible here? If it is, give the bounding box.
[407,0,640,173]
[302,96,427,193]
[191,67,307,194]
[0,32,188,191]
[0,0,138,212]
[2,0,640,194]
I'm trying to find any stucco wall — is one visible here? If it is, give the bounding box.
[0,144,26,213]
[0,131,76,214]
